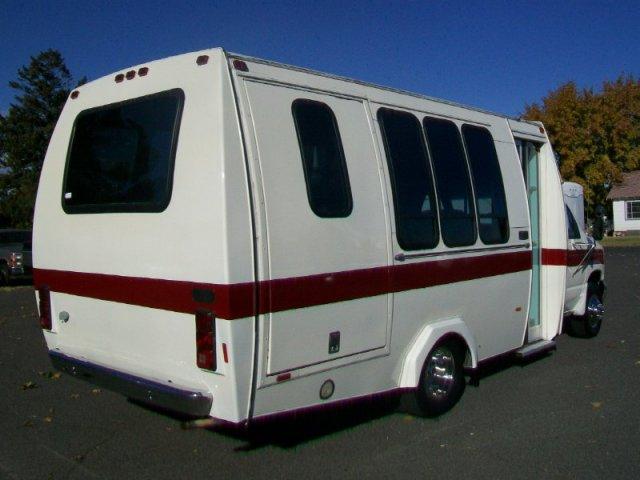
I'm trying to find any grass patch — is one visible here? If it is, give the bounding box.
[600,236,640,247]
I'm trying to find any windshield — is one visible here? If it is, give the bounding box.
[63,89,184,213]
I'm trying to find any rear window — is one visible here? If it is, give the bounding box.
[63,89,184,213]
[0,231,31,245]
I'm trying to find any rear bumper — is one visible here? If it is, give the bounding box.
[49,351,213,417]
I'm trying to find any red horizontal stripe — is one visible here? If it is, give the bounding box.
[34,250,532,320]
[541,248,604,267]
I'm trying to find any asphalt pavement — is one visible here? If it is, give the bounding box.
[1,248,639,480]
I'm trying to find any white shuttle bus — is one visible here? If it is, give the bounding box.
[33,49,605,424]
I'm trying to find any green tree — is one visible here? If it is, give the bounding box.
[0,49,84,228]
[524,76,640,215]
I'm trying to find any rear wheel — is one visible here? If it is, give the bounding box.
[414,340,466,417]
[568,283,604,338]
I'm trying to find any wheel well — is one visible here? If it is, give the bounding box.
[588,271,605,299]
[437,332,472,368]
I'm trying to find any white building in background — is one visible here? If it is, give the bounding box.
[607,170,640,234]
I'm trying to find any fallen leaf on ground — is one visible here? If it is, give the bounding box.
[91,388,101,395]
[70,393,80,399]
[591,401,603,409]
[23,420,34,427]
[43,416,53,423]
[21,381,38,390]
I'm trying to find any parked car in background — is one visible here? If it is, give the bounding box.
[0,229,32,285]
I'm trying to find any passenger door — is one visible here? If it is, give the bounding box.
[242,80,391,376]
[516,139,542,341]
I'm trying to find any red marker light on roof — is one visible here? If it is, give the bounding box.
[233,59,248,72]
[196,55,209,66]
[125,70,136,80]
[70,90,79,99]
[138,67,149,76]
[115,73,124,83]
[539,126,545,134]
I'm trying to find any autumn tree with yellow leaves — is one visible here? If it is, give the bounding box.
[524,76,640,216]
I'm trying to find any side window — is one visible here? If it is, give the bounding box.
[423,117,476,247]
[377,108,439,250]
[462,125,509,244]
[566,205,581,240]
[291,99,352,218]
[626,200,640,220]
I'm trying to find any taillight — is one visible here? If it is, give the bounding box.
[195,309,216,371]
[38,286,52,330]
[8,252,22,268]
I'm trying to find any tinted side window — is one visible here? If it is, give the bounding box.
[423,117,476,247]
[462,125,509,244]
[566,205,581,240]
[378,108,439,250]
[64,89,184,213]
[292,100,352,218]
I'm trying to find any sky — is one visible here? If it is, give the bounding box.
[1,0,640,117]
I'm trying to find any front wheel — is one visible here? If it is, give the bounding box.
[414,340,466,417]
[568,283,604,338]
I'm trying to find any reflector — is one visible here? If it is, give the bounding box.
[38,286,52,330]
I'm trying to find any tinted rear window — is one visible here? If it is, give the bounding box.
[63,89,184,213]
[0,231,31,244]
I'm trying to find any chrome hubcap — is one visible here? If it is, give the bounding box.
[425,346,456,400]
[586,295,604,328]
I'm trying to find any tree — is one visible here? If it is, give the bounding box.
[0,49,84,228]
[524,76,640,216]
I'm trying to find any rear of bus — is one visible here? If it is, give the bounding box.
[32,49,256,423]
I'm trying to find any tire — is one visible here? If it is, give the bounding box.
[414,340,466,417]
[0,264,10,287]
[568,283,604,338]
